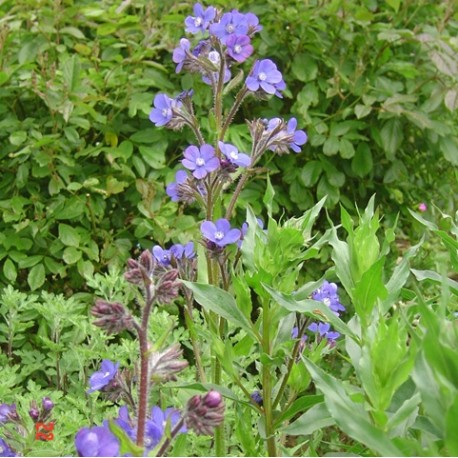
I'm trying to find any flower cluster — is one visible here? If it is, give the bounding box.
[309,281,345,344]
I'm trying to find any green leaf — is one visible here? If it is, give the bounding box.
[386,0,400,12]
[339,138,355,159]
[302,358,403,456]
[354,104,372,119]
[440,137,458,165]
[282,401,334,435]
[445,395,458,455]
[28,264,45,291]
[276,394,324,426]
[3,258,17,282]
[351,143,373,177]
[63,247,82,264]
[323,136,339,156]
[291,54,318,82]
[108,421,144,457]
[9,131,27,146]
[58,224,81,247]
[444,89,458,111]
[380,119,403,160]
[181,281,258,340]
[300,160,322,187]
[352,257,388,319]
[62,55,81,93]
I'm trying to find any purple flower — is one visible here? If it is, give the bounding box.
[182,144,220,179]
[226,34,253,63]
[170,242,195,260]
[218,141,251,167]
[246,59,285,97]
[75,425,120,457]
[308,322,340,342]
[173,38,191,73]
[143,407,186,451]
[245,12,262,34]
[153,245,171,266]
[286,118,308,153]
[312,281,345,315]
[418,202,427,212]
[201,219,241,247]
[149,93,182,127]
[0,438,15,457]
[0,404,16,423]
[166,170,189,202]
[87,360,119,394]
[114,406,135,440]
[209,11,248,43]
[185,3,216,34]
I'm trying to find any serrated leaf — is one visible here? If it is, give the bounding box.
[28,264,45,291]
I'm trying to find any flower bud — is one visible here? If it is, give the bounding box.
[92,300,135,335]
[29,402,40,421]
[184,390,224,436]
[42,397,54,411]
[155,269,181,304]
[149,343,189,382]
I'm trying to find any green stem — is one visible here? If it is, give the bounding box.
[156,417,186,457]
[219,86,248,142]
[262,300,277,457]
[183,302,206,383]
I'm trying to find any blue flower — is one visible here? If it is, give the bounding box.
[308,322,340,342]
[75,425,120,457]
[172,38,191,73]
[149,93,182,127]
[246,59,285,97]
[209,11,248,43]
[185,3,216,34]
[182,144,220,179]
[201,219,241,247]
[0,438,15,457]
[218,141,251,167]
[0,404,16,424]
[226,34,253,63]
[312,281,345,315]
[87,360,119,393]
[152,245,171,266]
[166,170,189,202]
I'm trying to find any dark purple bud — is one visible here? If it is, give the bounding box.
[185,390,224,436]
[155,269,181,304]
[29,405,40,421]
[139,250,154,273]
[42,397,54,411]
[250,391,263,406]
[203,390,222,408]
[92,300,135,335]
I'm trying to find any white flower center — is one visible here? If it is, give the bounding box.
[208,51,220,64]
[229,151,238,160]
[226,24,234,33]
[234,45,242,54]
[194,17,202,27]
[196,157,205,166]
[161,108,171,118]
[214,231,224,240]
[323,298,331,307]
[258,72,267,81]
[104,371,111,378]
[144,438,152,447]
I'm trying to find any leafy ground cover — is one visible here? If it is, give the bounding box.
[0,0,457,456]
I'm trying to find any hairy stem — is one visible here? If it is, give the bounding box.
[136,285,155,449]
[155,416,186,457]
[183,303,206,383]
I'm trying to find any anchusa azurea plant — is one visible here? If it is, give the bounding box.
[75,3,348,457]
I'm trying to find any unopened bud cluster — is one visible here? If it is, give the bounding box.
[185,390,225,436]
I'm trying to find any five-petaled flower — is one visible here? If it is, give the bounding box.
[182,144,220,179]
[209,11,249,43]
[226,34,253,63]
[218,141,251,167]
[149,93,181,127]
[201,219,241,247]
[87,360,119,393]
[246,59,285,97]
[185,3,216,34]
